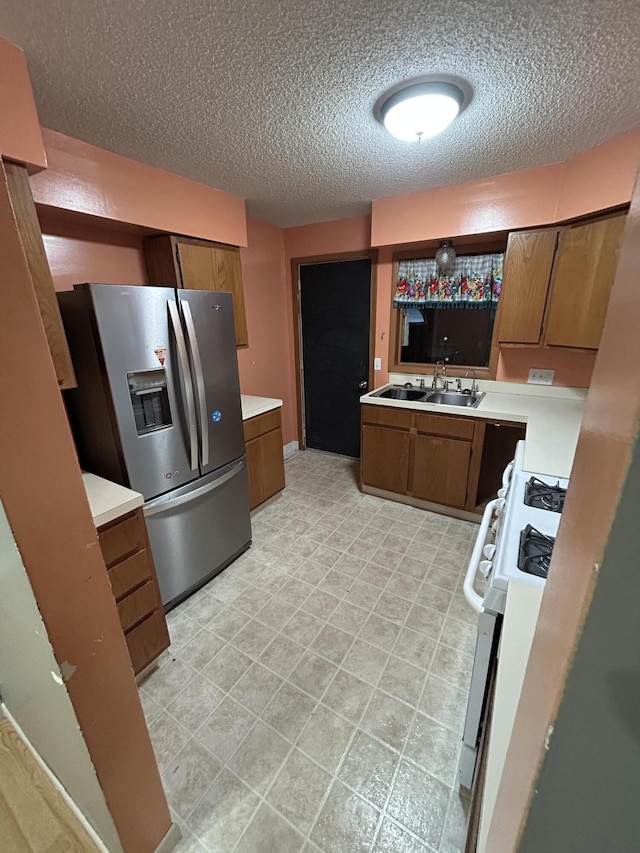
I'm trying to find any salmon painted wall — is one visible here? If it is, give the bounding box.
[238,218,297,445]
[371,130,640,246]
[486,160,640,853]
[0,38,46,170]
[556,130,640,222]
[41,215,148,292]
[281,213,603,393]
[39,214,299,444]
[374,165,561,248]
[497,348,597,388]
[284,215,371,259]
[0,162,170,852]
[30,128,248,247]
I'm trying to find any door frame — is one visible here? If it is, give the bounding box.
[291,250,378,450]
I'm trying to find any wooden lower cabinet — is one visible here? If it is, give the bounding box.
[361,404,480,511]
[361,404,527,513]
[361,425,411,493]
[97,508,169,675]
[412,433,471,508]
[244,408,286,510]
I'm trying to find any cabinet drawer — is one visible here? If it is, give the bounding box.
[125,609,170,676]
[415,412,475,440]
[98,512,145,568]
[361,405,412,430]
[243,408,281,442]
[108,549,153,601]
[118,581,159,633]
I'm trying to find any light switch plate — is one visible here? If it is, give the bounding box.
[374,358,382,371]
[528,368,555,385]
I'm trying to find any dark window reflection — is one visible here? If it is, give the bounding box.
[400,305,497,367]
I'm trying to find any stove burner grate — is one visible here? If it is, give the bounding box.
[523,477,566,513]
[518,524,555,579]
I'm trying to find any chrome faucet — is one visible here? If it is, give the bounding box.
[432,360,446,390]
[465,369,479,394]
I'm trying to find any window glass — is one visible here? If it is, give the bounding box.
[393,250,503,368]
[399,304,497,366]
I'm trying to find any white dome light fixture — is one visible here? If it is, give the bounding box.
[379,81,466,143]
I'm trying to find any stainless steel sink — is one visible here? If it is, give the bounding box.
[375,387,427,401]
[424,391,485,408]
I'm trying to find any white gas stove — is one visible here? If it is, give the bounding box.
[459,439,569,790]
[464,441,568,617]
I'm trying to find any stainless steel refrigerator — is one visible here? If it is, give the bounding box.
[59,283,252,610]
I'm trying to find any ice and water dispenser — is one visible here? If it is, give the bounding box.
[127,369,172,436]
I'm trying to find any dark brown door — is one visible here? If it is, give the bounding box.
[300,259,371,457]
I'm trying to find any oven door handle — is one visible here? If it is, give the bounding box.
[464,498,500,614]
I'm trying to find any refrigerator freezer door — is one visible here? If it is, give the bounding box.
[143,458,252,608]
[88,284,199,499]
[178,290,245,475]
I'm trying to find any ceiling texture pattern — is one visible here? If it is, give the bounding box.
[1,0,639,226]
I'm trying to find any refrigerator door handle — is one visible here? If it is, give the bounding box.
[168,299,198,471]
[181,299,209,468]
[144,460,244,516]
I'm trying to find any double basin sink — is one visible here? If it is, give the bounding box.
[372,385,485,409]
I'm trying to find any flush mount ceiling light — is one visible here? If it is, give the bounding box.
[377,79,468,143]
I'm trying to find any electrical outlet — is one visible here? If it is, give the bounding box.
[528,368,555,386]
[374,358,382,371]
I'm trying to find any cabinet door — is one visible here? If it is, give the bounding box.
[544,215,626,349]
[259,427,286,504]
[412,434,471,508]
[245,434,264,509]
[361,425,410,494]
[498,229,559,344]
[176,242,248,347]
[176,241,216,291]
[211,246,248,347]
[245,428,286,510]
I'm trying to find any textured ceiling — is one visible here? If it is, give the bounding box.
[1,0,639,227]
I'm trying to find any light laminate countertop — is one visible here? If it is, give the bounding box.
[81,473,143,528]
[362,379,587,479]
[241,395,283,420]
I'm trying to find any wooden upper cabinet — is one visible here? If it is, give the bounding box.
[144,234,248,347]
[2,160,77,389]
[544,214,626,349]
[497,228,559,345]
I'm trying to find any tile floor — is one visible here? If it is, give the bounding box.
[140,450,479,853]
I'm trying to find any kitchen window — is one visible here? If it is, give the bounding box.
[390,244,506,376]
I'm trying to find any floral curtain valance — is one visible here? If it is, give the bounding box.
[394,253,504,308]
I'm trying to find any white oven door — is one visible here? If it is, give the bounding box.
[463,498,501,614]
[459,497,502,790]
[459,610,500,789]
